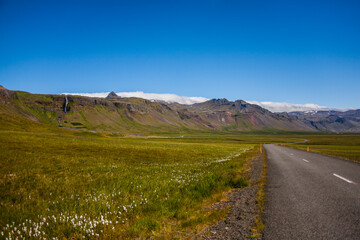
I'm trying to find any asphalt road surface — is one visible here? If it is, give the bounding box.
[264,144,360,240]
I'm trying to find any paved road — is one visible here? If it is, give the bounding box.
[264,144,360,240]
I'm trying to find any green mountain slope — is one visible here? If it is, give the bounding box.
[2,86,355,134]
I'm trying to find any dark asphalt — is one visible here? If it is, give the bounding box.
[264,144,360,240]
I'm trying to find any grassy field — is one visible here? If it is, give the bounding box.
[0,125,266,239]
[286,134,360,163]
[3,113,359,239]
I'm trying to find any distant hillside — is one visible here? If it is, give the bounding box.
[1,87,359,133]
[288,110,360,133]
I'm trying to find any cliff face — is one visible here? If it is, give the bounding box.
[1,87,359,133]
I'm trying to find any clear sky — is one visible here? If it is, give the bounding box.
[1,0,359,108]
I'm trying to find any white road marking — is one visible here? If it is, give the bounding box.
[333,173,356,184]
[290,153,294,156]
[302,159,309,163]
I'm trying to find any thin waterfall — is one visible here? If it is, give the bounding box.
[64,95,68,113]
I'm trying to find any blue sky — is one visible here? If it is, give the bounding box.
[1,0,359,108]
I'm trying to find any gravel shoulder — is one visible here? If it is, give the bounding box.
[198,153,265,239]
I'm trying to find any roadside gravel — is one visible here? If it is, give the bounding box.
[198,154,264,239]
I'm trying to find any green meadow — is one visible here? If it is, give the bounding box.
[285,134,360,163]
[1,115,360,239]
[1,126,263,239]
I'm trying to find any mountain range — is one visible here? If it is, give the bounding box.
[1,86,359,133]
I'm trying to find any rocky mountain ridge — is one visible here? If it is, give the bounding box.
[1,86,359,133]
[288,110,360,132]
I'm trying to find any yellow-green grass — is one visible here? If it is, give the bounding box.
[4,114,357,238]
[287,134,360,163]
[0,128,259,239]
[250,150,266,239]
